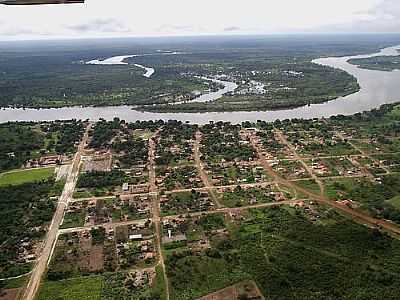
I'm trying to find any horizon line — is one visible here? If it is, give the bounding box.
[2,32,400,43]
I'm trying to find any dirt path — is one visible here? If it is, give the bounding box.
[148,132,170,300]
[335,130,390,175]
[162,199,304,220]
[22,124,91,300]
[194,131,222,208]
[198,280,266,300]
[275,130,326,195]
[58,218,149,234]
[250,133,400,237]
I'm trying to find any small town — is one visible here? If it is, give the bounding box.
[2,2,400,299]
[2,103,400,300]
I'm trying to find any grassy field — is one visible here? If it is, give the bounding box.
[153,266,168,300]
[1,274,30,289]
[37,276,103,300]
[60,210,86,229]
[0,167,55,186]
[295,179,321,195]
[387,195,400,210]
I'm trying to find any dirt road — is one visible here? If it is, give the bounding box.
[162,199,304,220]
[22,124,91,300]
[148,132,171,300]
[194,131,222,208]
[335,130,390,176]
[250,133,400,237]
[275,130,325,195]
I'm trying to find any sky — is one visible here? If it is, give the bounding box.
[0,0,399,40]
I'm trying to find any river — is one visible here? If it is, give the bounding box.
[1,45,400,124]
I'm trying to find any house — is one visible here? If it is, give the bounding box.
[122,183,129,192]
[129,234,143,240]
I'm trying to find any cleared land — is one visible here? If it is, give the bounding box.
[36,276,103,300]
[0,167,55,186]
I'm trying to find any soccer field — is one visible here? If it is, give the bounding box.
[0,167,55,186]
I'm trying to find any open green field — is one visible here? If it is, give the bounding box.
[387,195,400,210]
[295,179,321,195]
[60,210,86,229]
[0,167,55,186]
[154,266,168,300]
[1,273,30,289]
[37,276,103,300]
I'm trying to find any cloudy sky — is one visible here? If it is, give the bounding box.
[0,0,399,40]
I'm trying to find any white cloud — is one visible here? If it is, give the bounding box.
[0,0,396,40]
[66,18,131,33]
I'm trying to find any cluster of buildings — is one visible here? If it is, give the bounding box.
[25,154,65,168]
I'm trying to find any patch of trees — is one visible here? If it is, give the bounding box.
[41,120,85,154]
[336,175,400,224]
[113,138,148,168]
[0,123,44,172]
[201,122,255,162]
[197,214,225,231]
[349,55,400,71]
[89,118,123,149]
[77,170,127,189]
[90,227,106,245]
[0,180,56,278]
[166,250,248,300]
[156,122,197,165]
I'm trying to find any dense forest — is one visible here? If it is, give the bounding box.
[1,35,398,111]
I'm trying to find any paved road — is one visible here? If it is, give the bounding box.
[22,124,91,300]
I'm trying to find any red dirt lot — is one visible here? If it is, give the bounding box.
[199,281,265,300]
[0,288,21,300]
[88,245,104,272]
